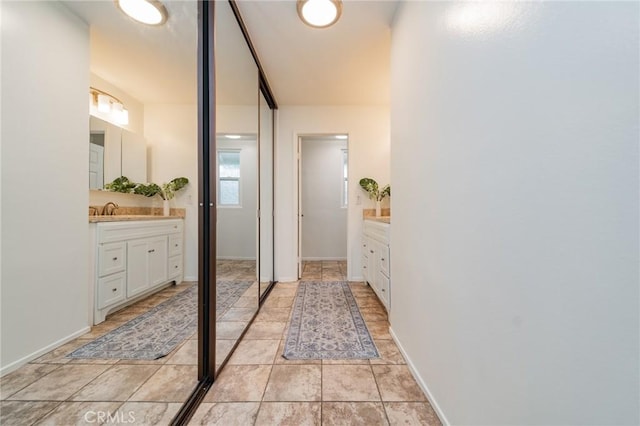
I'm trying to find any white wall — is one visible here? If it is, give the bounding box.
[216,138,258,260]
[1,1,90,374]
[144,104,198,281]
[301,137,347,260]
[390,2,639,424]
[275,106,390,281]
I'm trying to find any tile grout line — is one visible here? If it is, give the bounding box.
[369,363,392,425]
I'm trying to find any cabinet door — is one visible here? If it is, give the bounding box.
[147,236,168,287]
[127,239,150,298]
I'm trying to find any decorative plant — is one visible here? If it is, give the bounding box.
[106,176,189,201]
[133,183,162,198]
[359,177,390,202]
[160,177,189,200]
[105,176,137,193]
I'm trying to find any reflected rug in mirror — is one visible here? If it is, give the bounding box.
[283,281,379,360]
[68,280,253,360]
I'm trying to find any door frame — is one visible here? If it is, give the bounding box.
[294,133,350,279]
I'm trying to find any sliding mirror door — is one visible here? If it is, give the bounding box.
[214,0,260,372]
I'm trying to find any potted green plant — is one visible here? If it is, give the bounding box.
[359,177,390,217]
[104,176,137,193]
[133,177,189,216]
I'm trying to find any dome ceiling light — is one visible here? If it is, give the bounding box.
[115,0,168,26]
[297,0,343,29]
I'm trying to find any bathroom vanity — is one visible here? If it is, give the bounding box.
[362,218,391,311]
[88,217,184,324]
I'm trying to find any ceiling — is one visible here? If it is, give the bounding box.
[62,0,397,106]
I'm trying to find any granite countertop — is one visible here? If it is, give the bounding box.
[89,215,183,223]
[365,216,391,224]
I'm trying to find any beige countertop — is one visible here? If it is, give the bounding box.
[89,215,183,223]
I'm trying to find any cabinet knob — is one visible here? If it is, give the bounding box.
[381,288,385,292]
[363,266,367,269]
[175,244,178,247]
[175,265,178,269]
[112,288,117,292]
[381,258,385,261]
[148,249,155,253]
[112,257,118,261]
[370,250,374,254]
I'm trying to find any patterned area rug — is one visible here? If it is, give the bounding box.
[283,281,379,360]
[68,280,253,360]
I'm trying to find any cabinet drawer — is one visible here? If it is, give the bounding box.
[378,272,390,308]
[361,255,369,281]
[168,255,183,279]
[97,272,126,309]
[98,242,126,277]
[380,245,390,276]
[169,234,183,257]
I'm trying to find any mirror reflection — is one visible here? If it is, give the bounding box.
[214,0,260,372]
[88,110,147,189]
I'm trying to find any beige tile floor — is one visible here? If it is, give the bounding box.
[191,261,442,425]
[0,283,200,425]
[0,261,441,425]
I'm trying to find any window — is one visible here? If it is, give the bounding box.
[341,149,348,208]
[218,150,241,206]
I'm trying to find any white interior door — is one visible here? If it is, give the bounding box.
[89,142,104,189]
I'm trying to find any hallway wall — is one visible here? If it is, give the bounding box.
[390,1,639,424]
[274,106,390,281]
[1,1,90,374]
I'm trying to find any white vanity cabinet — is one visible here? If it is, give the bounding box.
[126,236,168,298]
[90,219,184,324]
[362,220,391,311]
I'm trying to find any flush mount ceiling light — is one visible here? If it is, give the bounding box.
[115,0,168,26]
[90,87,129,126]
[297,0,342,29]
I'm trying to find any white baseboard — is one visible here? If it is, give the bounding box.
[349,275,364,282]
[389,326,450,426]
[277,276,299,283]
[0,326,91,377]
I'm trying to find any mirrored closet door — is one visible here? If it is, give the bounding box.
[214,0,260,373]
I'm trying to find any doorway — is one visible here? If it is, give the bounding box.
[297,135,349,279]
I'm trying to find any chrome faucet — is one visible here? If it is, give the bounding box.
[102,202,119,216]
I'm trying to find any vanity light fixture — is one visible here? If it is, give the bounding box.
[225,135,242,139]
[335,135,348,140]
[115,0,168,26]
[297,0,342,29]
[90,87,129,126]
